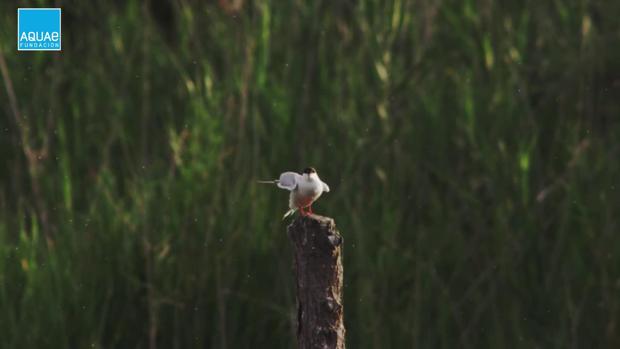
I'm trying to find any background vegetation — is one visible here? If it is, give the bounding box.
[1,0,619,348]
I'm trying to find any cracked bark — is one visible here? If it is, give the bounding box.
[288,214,345,349]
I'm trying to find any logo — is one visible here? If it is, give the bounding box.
[17,8,62,51]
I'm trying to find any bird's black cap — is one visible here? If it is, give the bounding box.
[302,167,317,174]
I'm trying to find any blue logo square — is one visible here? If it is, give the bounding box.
[17,8,62,51]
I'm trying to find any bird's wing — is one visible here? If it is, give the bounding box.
[277,172,301,191]
[321,181,330,192]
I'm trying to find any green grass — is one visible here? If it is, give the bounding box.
[1,0,619,347]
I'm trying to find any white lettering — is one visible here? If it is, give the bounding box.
[19,31,60,42]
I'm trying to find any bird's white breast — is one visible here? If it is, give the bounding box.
[289,177,324,209]
[298,178,322,197]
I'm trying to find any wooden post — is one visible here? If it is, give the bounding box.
[288,214,345,349]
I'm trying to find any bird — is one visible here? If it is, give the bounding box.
[258,167,330,219]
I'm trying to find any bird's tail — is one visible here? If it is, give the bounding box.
[257,180,279,184]
[282,208,297,220]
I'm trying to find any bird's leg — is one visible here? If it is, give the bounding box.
[299,206,306,216]
[307,206,313,214]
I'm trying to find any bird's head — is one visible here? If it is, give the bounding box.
[302,167,318,180]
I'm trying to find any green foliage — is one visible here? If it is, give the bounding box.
[1,0,619,347]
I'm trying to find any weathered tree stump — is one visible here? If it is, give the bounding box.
[288,214,345,349]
